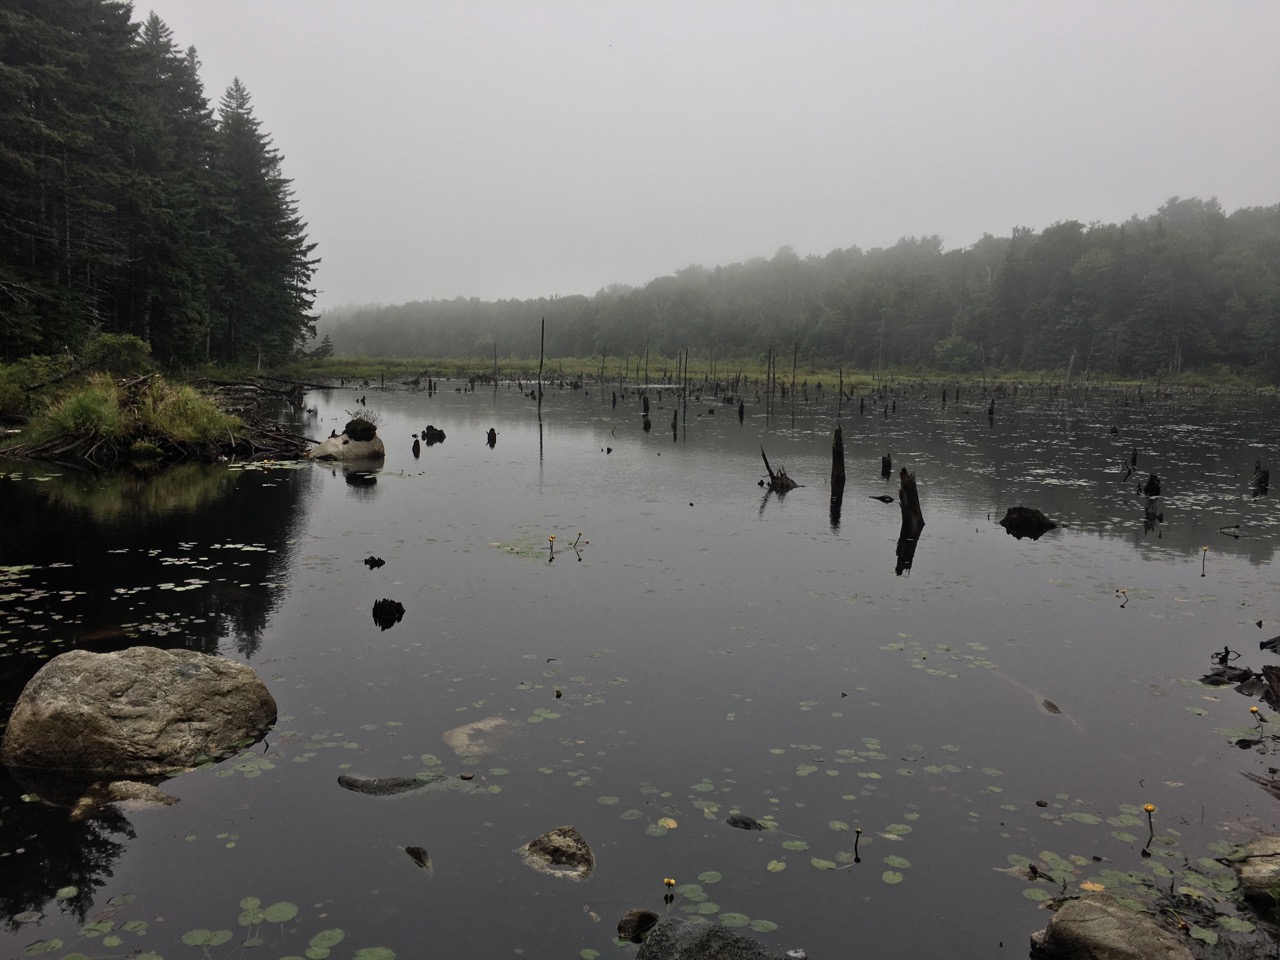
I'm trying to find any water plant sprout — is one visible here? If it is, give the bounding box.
[1202,545,1209,577]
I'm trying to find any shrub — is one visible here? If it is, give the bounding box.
[81,333,157,377]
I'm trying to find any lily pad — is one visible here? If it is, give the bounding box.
[881,870,904,885]
[264,901,299,923]
[720,913,750,927]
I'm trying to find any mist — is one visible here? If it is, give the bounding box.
[141,0,1280,310]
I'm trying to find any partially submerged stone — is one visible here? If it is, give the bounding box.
[522,825,594,879]
[999,505,1058,540]
[632,916,782,960]
[1,646,276,777]
[70,780,179,821]
[307,417,385,461]
[618,908,659,942]
[1232,834,1280,902]
[1030,893,1193,960]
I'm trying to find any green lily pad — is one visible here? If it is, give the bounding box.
[810,858,837,870]
[750,919,779,933]
[767,859,787,872]
[353,950,396,960]
[697,871,722,883]
[781,839,809,851]
[881,870,904,885]
[182,929,232,946]
[720,913,750,927]
[22,941,62,956]
[307,929,346,950]
[264,901,299,923]
[883,855,911,869]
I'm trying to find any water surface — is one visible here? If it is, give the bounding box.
[2,382,1279,958]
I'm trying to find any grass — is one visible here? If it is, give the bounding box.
[4,373,240,460]
[274,354,1277,396]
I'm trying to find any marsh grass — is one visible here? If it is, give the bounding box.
[7,374,241,465]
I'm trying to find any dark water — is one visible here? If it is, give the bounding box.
[2,382,1279,959]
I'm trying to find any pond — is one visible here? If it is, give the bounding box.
[2,379,1280,959]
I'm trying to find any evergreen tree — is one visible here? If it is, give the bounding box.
[210,78,317,366]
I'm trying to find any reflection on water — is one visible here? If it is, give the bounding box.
[2,383,1280,960]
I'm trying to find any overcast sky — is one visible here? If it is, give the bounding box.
[140,0,1279,312]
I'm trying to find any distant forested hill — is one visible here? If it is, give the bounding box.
[320,197,1280,378]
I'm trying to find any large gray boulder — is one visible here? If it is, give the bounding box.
[1030,894,1193,960]
[1,647,276,776]
[634,917,781,960]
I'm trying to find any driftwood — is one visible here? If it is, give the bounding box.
[760,446,798,492]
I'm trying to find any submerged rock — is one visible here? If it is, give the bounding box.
[442,716,509,757]
[522,825,594,879]
[1,647,276,777]
[337,773,444,796]
[618,908,659,942]
[1030,893,1192,960]
[631,916,782,960]
[71,780,179,821]
[726,813,767,831]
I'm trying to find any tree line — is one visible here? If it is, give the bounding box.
[321,196,1280,379]
[0,0,317,367]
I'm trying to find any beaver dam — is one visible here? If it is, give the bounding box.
[3,373,311,469]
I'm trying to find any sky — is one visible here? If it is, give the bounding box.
[138,0,1280,312]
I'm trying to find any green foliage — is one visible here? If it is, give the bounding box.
[17,374,238,450]
[137,383,237,443]
[81,334,157,377]
[316,198,1280,380]
[30,376,123,443]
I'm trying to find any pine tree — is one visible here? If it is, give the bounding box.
[210,78,318,366]
[114,14,224,367]
[0,0,141,357]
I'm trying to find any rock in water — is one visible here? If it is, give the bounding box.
[618,909,659,942]
[633,916,783,959]
[1,647,276,776]
[522,825,595,879]
[307,417,385,461]
[1030,893,1193,960]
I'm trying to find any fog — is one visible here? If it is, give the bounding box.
[140,0,1280,311]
